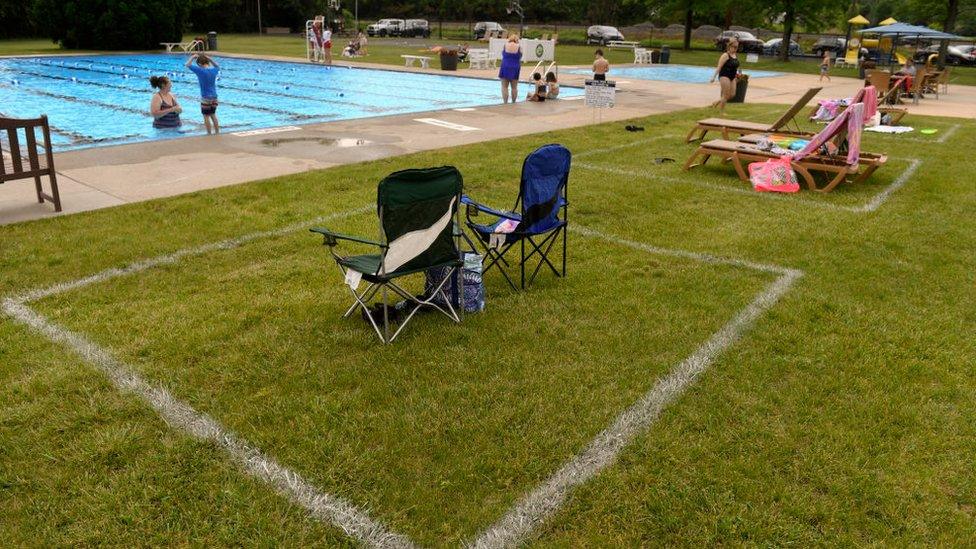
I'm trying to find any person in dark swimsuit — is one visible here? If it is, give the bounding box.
[149,75,182,129]
[710,39,740,114]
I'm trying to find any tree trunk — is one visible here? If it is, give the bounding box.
[683,5,693,51]
[939,0,960,69]
[780,0,795,62]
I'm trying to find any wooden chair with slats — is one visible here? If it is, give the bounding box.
[0,115,62,212]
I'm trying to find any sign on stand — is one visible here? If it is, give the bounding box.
[584,79,616,108]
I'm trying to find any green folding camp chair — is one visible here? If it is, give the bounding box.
[311,166,464,343]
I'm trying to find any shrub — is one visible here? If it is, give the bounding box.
[33,0,186,50]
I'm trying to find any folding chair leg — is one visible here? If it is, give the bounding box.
[562,224,567,278]
[474,236,519,292]
[525,230,563,287]
[343,283,379,317]
[520,238,525,290]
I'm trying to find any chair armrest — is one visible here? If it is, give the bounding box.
[461,195,520,220]
[310,227,386,248]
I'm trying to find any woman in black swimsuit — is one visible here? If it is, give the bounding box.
[710,39,740,115]
[149,75,182,129]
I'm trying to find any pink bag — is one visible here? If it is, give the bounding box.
[748,157,799,193]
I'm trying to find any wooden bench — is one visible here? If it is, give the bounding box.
[1,115,62,212]
[401,55,432,68]
[160,40,203,53]
[607,40,639,50]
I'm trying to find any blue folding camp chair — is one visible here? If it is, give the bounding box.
[462,144,570,290]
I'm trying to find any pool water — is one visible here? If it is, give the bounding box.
[0,54,582,151]
[565,64,783,83]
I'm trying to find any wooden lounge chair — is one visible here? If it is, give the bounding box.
[684,103,887,193]
[685,87,822,143]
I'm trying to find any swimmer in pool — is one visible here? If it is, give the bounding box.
[149,75,182,128]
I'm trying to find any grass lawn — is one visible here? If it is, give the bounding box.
[2,104,975,545]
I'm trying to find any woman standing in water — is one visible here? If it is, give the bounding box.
[498,34,522,103]
[149,75,182,128]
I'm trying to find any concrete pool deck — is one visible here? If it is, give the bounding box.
[2,53,974,226]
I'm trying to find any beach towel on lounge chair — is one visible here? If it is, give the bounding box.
[684,103,887,193]
[685,87,822,142]
[795,102,863,165]
[811,86,877,124]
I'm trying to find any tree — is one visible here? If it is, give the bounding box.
[33,0,186,49]
[0,0,39,38]
[756,0,846,61]
[939,0,960,68]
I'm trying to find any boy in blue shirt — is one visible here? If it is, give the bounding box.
[185,54,221,134]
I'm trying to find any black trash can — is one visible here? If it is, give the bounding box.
[729,76,748,103]
[439,49,458,71]
[650,50,660,63]
[207,32,218,51]
[660,45,670,64]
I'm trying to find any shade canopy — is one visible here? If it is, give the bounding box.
[858,21,965,40]
[879,17,898,25]
[848,14,870,25]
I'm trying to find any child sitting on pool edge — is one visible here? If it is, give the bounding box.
[526,72,547,102]
[545,72,559,99]
[185,53,220,135]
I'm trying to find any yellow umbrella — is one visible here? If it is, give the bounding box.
[848,15,870,25]
[879,17,897,25]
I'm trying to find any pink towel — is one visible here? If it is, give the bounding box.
[794,103,863,165]
[861,86,877,123]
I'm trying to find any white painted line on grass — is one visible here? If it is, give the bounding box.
[574,134,679,159]
[232,126,301,137]
[12,206,372,304]
[575,158,921,214]
[1,299,415,549]
[853,158,921,213]
[6,204,804,548]
[2,205,421,548]
[571,226,801,277]
[469,227,803,548]
[413,118,480,132]
[937,124,960,143]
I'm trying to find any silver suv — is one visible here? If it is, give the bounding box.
[473,22,505,40]
[402,19,430,38]
[366,19,403,37]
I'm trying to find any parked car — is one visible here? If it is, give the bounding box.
[714,31,764,53]
[473,22,505,40]
[366,19,403,37]
[913,44,976,65]
[401,19,430,38]
[811,37,846,56]
[763,38,802,56]
[586,25,625,45]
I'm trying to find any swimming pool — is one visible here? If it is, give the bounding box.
[565,64,783,83]
[0,54,583,151]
